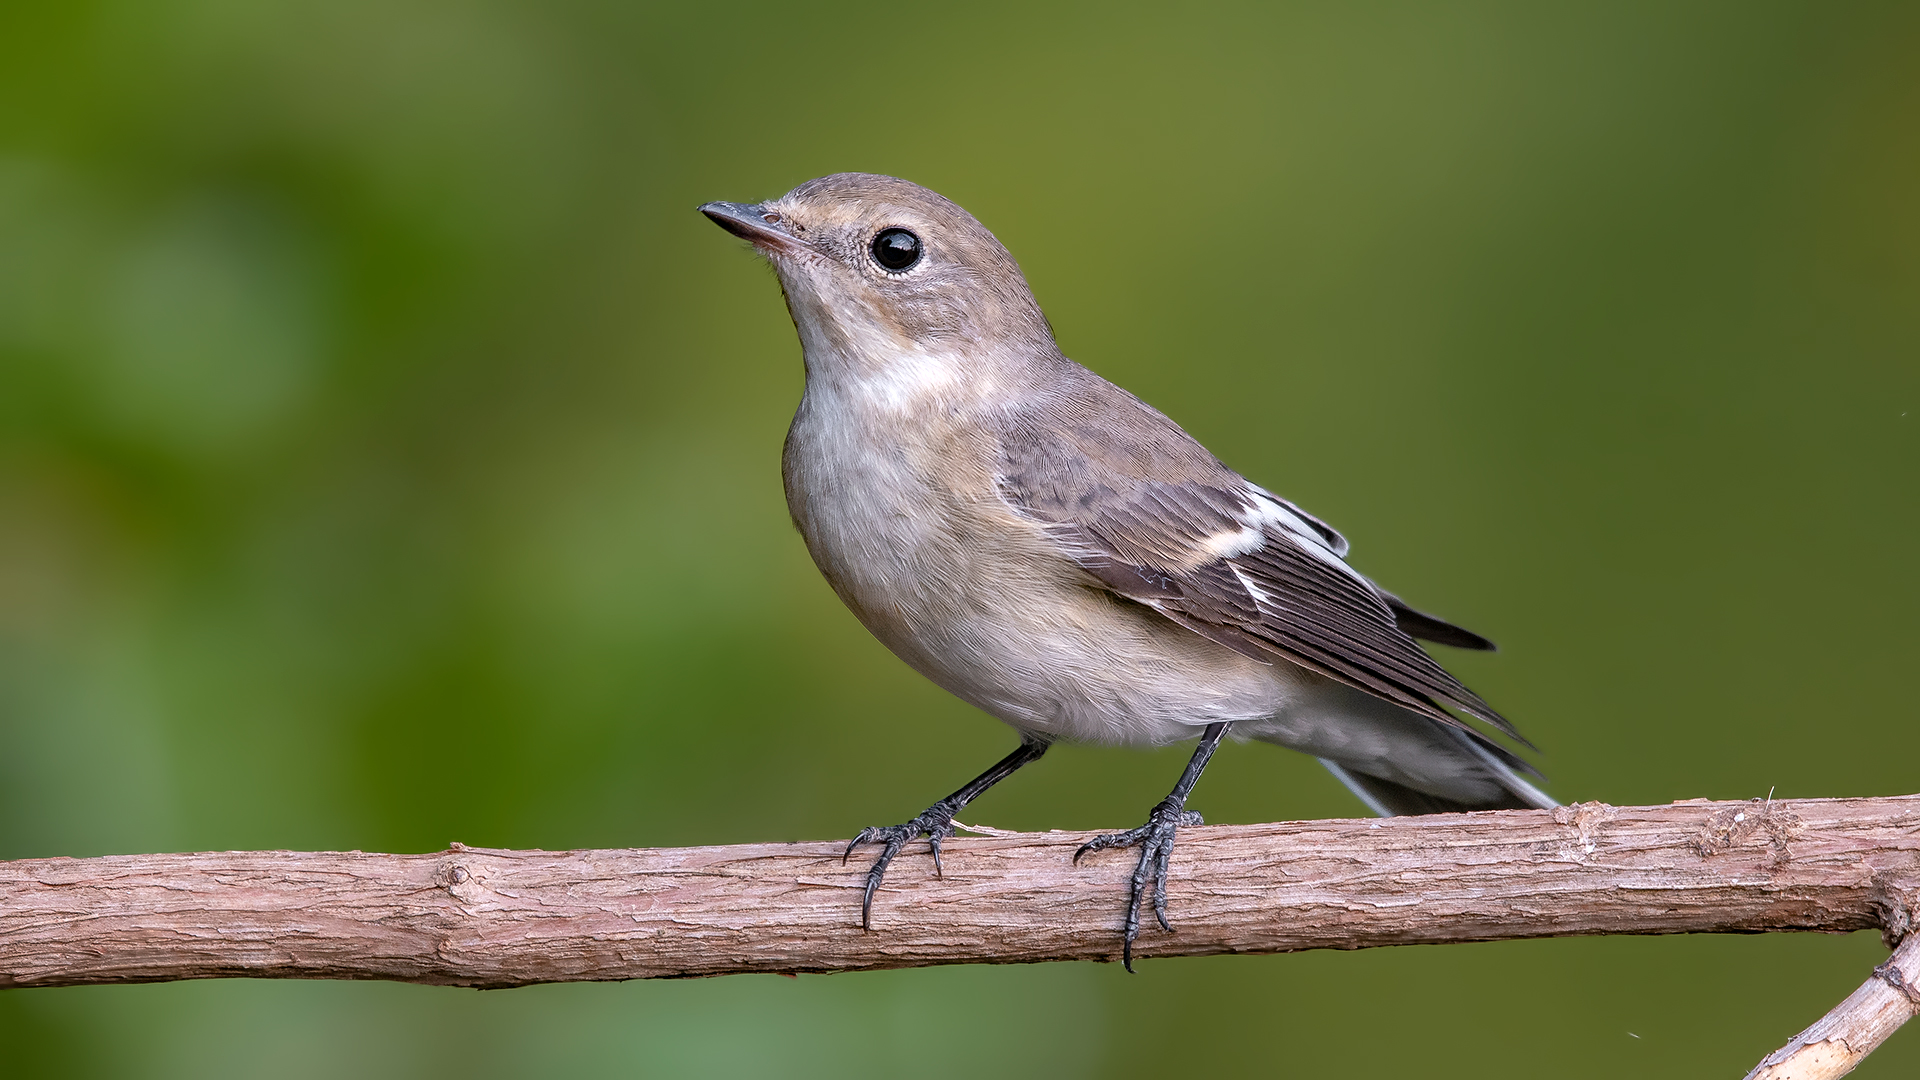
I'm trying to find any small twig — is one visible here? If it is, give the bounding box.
[948,820,1023,837]
[1745,932,1920,1080]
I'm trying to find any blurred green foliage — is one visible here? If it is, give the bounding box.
[1,1,1915,1076]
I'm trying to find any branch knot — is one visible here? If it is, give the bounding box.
[1873,960,1920,1009]
[1692,797,1800,862]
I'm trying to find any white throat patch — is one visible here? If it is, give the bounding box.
[853,346,966,411]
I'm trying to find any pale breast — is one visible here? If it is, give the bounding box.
[783,379,1292,745]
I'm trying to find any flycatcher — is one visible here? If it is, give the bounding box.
[701,174,1554,969]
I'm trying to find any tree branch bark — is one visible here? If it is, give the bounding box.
[3,796,1916,1072]
[1746,931,1920,1080]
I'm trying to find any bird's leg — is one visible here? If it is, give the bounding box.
[1074,721,1232,971]
[844,739,1048,929]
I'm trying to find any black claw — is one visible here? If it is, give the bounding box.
[842,827,877,864]
[837,741,1050,932]
[1075,802,1205,972]
[857,835,909,929]
[1155,829,1188,930]
[1073,830,1131,864]
[843,806,958,930]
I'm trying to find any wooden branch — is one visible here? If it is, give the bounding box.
[3,796,1916,1073]
[2,795,1913,988]
[1747,931,1920,1080]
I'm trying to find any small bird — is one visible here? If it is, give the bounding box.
[700,174,1554,969]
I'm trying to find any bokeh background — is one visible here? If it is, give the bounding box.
[2,1,1915,1075]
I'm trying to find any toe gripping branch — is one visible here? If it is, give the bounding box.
[1074,721,1232,972]
[843,809,958,930]
[843,739,1048,930]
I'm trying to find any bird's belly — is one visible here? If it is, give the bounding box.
[784,404,1287,745]
[929,589,1296,745]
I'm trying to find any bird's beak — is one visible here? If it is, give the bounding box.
[699,201,811,256]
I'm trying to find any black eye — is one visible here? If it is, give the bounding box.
[870,227,922,272]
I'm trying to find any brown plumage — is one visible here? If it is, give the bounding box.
[994,365,1527,744]
[700,173,1555,967]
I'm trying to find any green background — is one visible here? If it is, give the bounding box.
[2,1,1915,1076]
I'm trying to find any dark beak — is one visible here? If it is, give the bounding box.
[699,201,809,255]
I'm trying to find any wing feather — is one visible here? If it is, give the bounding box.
[995,387,1526,746]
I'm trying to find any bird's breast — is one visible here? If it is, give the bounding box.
[780,376,1288,743]
[782,379,1023,632]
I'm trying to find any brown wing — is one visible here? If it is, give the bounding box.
[995,377,1525,744]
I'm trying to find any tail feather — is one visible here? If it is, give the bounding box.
[1379,593,1498,652]
[1320,725,1557,817]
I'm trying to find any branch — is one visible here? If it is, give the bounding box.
[3,796,1916,1072]
[1747,931,1920,1080]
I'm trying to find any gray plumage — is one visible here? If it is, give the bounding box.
[700,173,1553,960]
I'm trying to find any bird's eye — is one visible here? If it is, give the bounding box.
[870,227,922,272]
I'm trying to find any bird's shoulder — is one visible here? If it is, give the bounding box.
[992,365,1345,560]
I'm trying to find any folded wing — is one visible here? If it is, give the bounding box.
[995,380,1527,748]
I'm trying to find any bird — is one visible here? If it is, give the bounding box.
[699,173,1554,970]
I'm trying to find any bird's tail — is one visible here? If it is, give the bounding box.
[1319,724,1557,816]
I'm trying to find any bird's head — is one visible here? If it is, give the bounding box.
[701,174,1057,388]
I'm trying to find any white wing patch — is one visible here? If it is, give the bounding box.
[1230,563,1271,606]
[1247,484,1350,556]
[1240,491,1374,588]
[1198,523,1266,560]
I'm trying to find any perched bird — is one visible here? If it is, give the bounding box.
[700,174,1554,969]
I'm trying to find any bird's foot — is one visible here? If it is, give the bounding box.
[1074,800,1205,971]
[843,802,959,930]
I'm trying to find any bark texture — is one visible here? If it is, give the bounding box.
[2,795,1914,990]
[1746,932,1920,1080]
